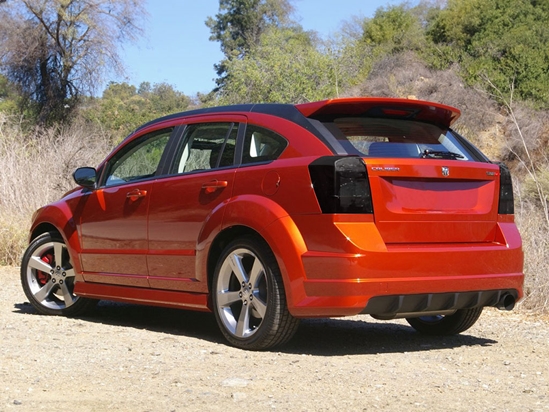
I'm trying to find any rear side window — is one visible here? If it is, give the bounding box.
[171,123,237,174]
[322,118,474,161]
[242,125,288,164]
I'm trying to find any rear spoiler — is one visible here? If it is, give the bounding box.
[295,97,461,128]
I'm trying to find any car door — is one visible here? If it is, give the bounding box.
[78,127,175,287]
[147,118,244,292]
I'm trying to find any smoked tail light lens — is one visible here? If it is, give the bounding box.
[497,162,514,214]
[308,156,373,214]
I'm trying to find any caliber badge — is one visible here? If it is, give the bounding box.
[442,166,450,177]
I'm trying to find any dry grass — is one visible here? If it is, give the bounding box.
[0,115,111,265]
[515,200,549,311]
[0,215,27,267]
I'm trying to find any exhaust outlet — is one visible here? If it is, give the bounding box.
[496,293,516,311]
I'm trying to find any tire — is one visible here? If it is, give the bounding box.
[212,236,299,350]
[406,307,484,335]
[21,232,97,316]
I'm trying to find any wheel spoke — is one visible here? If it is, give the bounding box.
[235,303,251,338]
[28,255,53,273]
[217,290,241,307]
[251,293,267,319]
[248,258,263,287]
[59,282,74,305]
[34,280,56,303]
[64,268,76,279]
[228,253,248,283]
[53,242,64,267]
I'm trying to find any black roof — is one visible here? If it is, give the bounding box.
[132,102,346,152]
[135,103,303,133]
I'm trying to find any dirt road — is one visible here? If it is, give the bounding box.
[1,265,548,411]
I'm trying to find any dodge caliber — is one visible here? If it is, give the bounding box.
[21,97,524,350]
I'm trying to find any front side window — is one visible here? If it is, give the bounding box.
[242,125,288,164]
[104,128,173,186]
[322,118,474,161]
[171,123,237,174]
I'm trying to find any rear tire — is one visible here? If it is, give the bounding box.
[212,236,299,350]
[406,307,483,335]
[21,232,97,316]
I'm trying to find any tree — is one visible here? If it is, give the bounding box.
[0,0,146,125]
[0,74,19,113]
[206,0,294,91]
[427,0,549,106]
[84,81,191,141]
[362,4,426,55]
[218,27,337,104]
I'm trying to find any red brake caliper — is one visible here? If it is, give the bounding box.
[37,253,54,286]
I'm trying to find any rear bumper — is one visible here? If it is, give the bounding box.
[287,220,524,317]
[290,271,523,317]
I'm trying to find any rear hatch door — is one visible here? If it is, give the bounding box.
[298,97,501,244]
[366,159,500,243]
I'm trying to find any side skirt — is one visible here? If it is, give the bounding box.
[74,281,211,312]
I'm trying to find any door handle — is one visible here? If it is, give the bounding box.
[126,189,147,201]
[202,180,228,194]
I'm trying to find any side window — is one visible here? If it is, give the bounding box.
[171,123,237,174]
[242,125,288,164]
[104,128,173,187]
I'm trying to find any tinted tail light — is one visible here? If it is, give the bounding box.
[308,156,373,214]
[497,162,514,214]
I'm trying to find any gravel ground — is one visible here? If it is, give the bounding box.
[1,265,548,412]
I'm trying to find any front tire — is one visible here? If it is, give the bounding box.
[21,232,97,316]
[212,236,299,350]
[406,307,483,335]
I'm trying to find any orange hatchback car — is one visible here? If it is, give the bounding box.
[21,97,524,350]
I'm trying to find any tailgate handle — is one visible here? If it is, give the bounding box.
[202,180,228,194]
[126,188,147,201]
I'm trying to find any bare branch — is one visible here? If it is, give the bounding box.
[482,75,549,229]
[0,0,146,125]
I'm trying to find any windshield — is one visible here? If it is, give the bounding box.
[320,117,474,161]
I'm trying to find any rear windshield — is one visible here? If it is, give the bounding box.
[319,117,475,161]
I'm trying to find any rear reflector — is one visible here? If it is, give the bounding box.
[497,162,514,214]
[308,156,373,214]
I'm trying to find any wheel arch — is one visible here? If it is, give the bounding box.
[28,205,83,274]
[201,194,308,314]
[30,222,61,242]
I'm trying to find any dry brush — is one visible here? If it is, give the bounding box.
[0,114,110,265]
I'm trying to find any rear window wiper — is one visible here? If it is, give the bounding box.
[421,149,464,159]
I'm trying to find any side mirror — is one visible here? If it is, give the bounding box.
[73,167,97,189]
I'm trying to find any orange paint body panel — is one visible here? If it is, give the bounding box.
[26,97,524,331]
